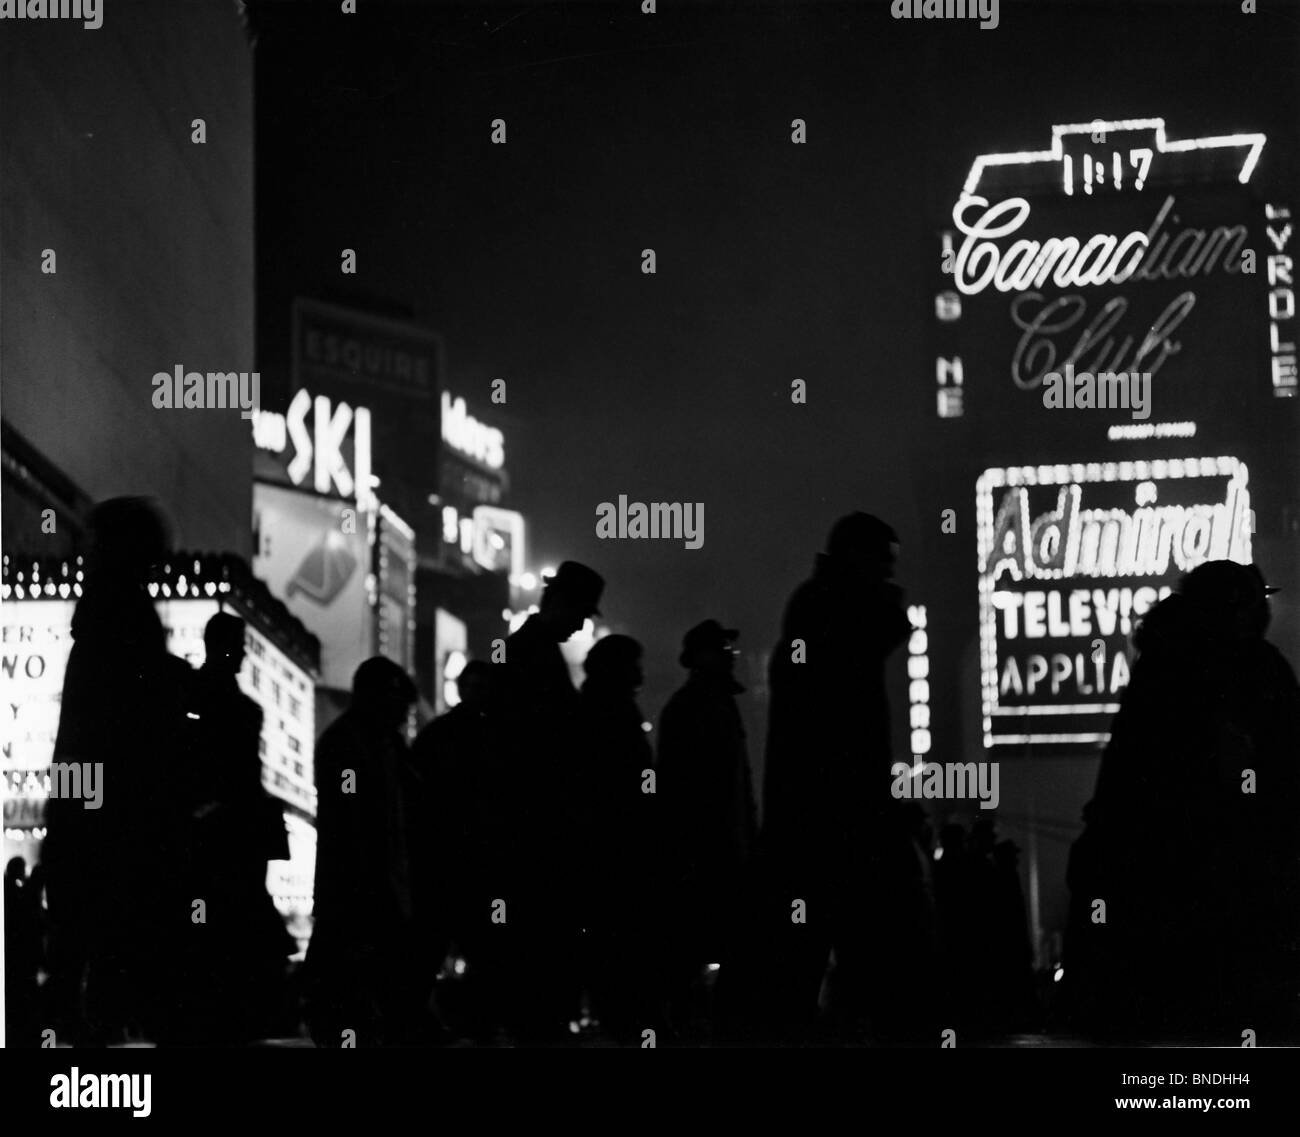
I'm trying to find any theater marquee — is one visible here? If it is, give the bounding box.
[976,456,1252,750]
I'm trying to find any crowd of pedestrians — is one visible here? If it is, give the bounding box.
[7,496,1298,1046]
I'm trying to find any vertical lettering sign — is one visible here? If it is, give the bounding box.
[438,393,511,571]
[376,505,417,673]
[976,456,1252,751]
[934,118,1289,424]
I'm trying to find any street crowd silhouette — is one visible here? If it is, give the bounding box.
[6,497,1299,1046]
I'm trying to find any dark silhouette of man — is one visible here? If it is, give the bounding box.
[495,560,604,1041]
[761,512,913,1038]
[42,497,191,1045]
[575,633,654,1041]
[305,656,423,1047]
[1081,559,1300,1041]
[656,619,757,1037]
[409,660,510,1038]
[172,612,295,1044]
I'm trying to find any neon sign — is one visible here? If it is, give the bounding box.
[951,196,1147,296]
[252,389,373,506]
[951,194,1249,299]
[976,457,1252,750]
[906,605,931,758]
[936,117,1274,421]
[441,392,504,471]
[1266,202,1296,397]
[959,118,1265,199]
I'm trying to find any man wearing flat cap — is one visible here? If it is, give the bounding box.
[656,619,758,1031]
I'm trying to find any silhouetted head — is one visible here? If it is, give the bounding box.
[204,612,247,677]
[1181,559,1274,642]
[679,619,739,677]
[826,512,898,581]
[455,660,493,712]
[5,856,26,884]
[352,656,418,730]
[538,561,604,641]
[583,634,643,693]
[86,497,171,584]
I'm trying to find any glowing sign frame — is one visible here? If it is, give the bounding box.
[975,455,1251,749]
[960,118,1266,198]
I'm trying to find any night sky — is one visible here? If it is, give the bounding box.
[252,0,1300,725]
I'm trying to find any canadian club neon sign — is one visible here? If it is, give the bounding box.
[934,117,1280,417]
[950,194,1245,298]
[975,456,1252,750]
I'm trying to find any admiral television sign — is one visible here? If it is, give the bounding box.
[976,455,1252,750]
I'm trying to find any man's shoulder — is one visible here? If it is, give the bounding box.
[779,575,833,635]
[413,708,468,751]
[506,617,552,655]
[1255,640,1300,695]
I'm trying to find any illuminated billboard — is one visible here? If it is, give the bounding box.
[253,482,372,690]
[917,112,1297,768]
[2,598,316,823]
[433,607,467,715]
[0,599,74,782]
[437,395,512,573]
[933,117,1294,425]
[976,455,1252,750]
[294,298,440,402]
[251,388,374,507]
[290,299,442,534]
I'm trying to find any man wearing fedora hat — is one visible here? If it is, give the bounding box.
[494,560,605,1041]
[501,561,604,715]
